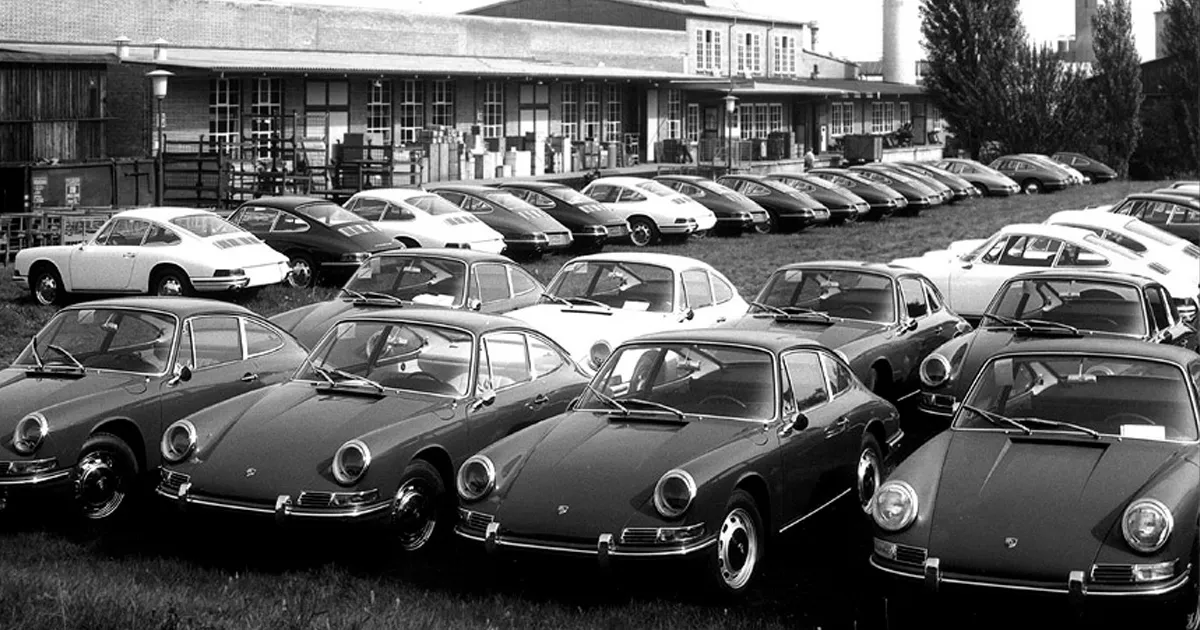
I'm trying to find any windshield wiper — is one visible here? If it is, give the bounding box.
[307,362,338,386]
[961,404,1032,435]
[339,288,367,301]
[542,292,572,306]
[46,344,85,370]
[584,382,629,415]
[771,306,833,322]
[327,367,386,393]
[621,398,687,420]
[360,291,405,306]
[565,296,608,309]
[981,313,1033,331]
[1018,417,1101,439]
[1021,319,1081,335]
[750,301,787,315]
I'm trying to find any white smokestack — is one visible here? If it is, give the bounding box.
[882,0,918,84]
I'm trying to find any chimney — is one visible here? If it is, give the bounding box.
[152,38,169,61]
[808,21,819,50]
[113,35,131,60]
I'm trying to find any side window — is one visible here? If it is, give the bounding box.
[527,191,556,209]
[1055,244,1108,267]
[103,219,150,246]
[980,236,1009,264]
[744,183,770,197]
[783,351,829,411]
[244,319,285,357]
[504,188,530,202]
[528,335,566,378]
[899,277,929,319]
[1170,205,1198,224]
[92,220,117,245]
[464,196,492,213]
[683,183,705,197]
[510,267,539,298]
[143,224,181,246]
[190,316,244,369]
[1146,287,1173,331]
[586,185,617,203]
[681,269,714,309]
[659,180,682,193]
[820,353,853,397]
[436,191,466,207]
[474,263,512,303]
[616,188,646,202]
[922,279,944,312]
[1142,201,1171,224]
[232,207,278,232]
[177,321,195,367]
[384,204,415,221]
[478,332,531,390]
[272,212,308,233]
[711,273,735,305]
[350,198,387,222]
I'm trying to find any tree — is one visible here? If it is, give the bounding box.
[1160,0,1200,174]
[992,44,1092,155]
[1089,0,1143,178]
[920,0,1027,159]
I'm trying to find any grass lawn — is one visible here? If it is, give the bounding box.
[0,180,1175,630]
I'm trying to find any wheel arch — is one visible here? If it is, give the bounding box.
[89,417,147,474]
[863,419,889,458]
[410,445,454,499]
[732,471,771,535]
[29,259,68,289]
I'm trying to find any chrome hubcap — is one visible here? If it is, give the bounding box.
[857,447,881,513]
[716,507,758,590]
[35,275,58,305]
[157,277,183,296]
[76,451,125,520]
[1023,182,1040,195]
[392,482,436,552]
[289,260,313,288]
[630,223,652,247]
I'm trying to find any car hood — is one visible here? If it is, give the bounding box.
[928,430,1191,582]
[493,411,757,538]
[726,316,883,351]
[0,368,147,434]
[507,303,677,359]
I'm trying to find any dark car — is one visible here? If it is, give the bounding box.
[227,196,404,289]
[1108,193,1200,245]
[426,184,573,258]
[455,328,902,596]
[0,297,306,524]
[808,169,905,220]
[728,262,970,401]
[988,155,1071,194]
[270,248,545,347]
[864,163,956,204]
[497,181,630,252]
[848,166,941,215]
[157,309,589,553]
[872,338,1200,625]
[715,173,830,232]
[896,161,981,202]
[917,269,1199,421]
[931,158,1021,197]
[654,174,771,235]
[1053,152,1118,183]
[765,173,870,225]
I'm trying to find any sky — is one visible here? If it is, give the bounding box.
[290,0,1164,63]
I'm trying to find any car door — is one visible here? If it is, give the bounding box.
[680,268,721,326]
[229,205,281,249]
[1167,204,1200,244]
[267,210,317,258]
[1146,285,1197,348]
[776,350,850,529]
[951,235,1055,316]
[896,276,944,392]
[69,217,149,291]
[158,315,265,437]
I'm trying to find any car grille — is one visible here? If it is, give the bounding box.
[894,543,928,566]
[458,508,494,535]
[297,491,335,508]
[620,528,660,546]
[159,469,190,494]
[1090,564,1134,584]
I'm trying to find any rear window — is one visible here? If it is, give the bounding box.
[405,194,463,217]
[297,203,361,226]
[170,214,242,238]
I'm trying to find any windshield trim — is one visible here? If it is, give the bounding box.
[755,267,898,325]
[13,306,182,377]
[347,254,470,309]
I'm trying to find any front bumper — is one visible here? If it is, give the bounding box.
[656,218,698,236]
[156,471,393,524]
[0,462,75,510]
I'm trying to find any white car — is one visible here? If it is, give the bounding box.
[344,188,506,254]
[891,223,1200,321]
[14,207,290,305]
[581,176,717,247]
[505,252,748,370]
[1046,210,1200,290]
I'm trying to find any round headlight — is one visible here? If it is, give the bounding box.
[160,420,197,463]
[456,455,496,502]
[919,354,951,388]
[13,413,48,455]
[332,440,371,486]
[653,469,696,519]
[588,341,612,370]
[1122,498,1173,554]
[872,480,918,532]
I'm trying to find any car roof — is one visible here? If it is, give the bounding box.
[1124,192,1200,207]
[63,297,255,318]
[561,251,718,271]
[370,247,514,264]
[996,222,1102,242]
[114,207,222,222]
[236,196,335,211]
[498,181,574,191]
[1005,268,1156,287]
[654,174,706,183]
[630,327,831,354]
[337,306,528,333]
[988,335,1200,365]
[1046,210,1135,229]
[349,187,436,202]
[716,173,768,181]
[424,183,507,194]
[770,260,915,278]
[590,176,656,186]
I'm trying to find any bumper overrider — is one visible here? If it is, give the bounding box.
[918,391,957,418]
[455,508,716,566]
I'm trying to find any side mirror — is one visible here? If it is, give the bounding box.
[900,319,919,334]
[167,363,192,387]
[680,309,695,322]
[960,261,974,270]
[469,388,496,412]
[468,298,483,312]
[779,412,809,437]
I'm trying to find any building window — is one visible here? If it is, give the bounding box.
[483,81,504,139]
[518,83,550,137]
[831,102,854,136]
[899,101,911,128]
[250,78,282,156]
[738,105,752,140]
[685,102,700,142]
[430,80,455,128]
[871,102,898,133]
[695,28,723,73]
[561,83,579,139]
[737,33,763,75]
[208,78,240,150]
[666,89,682,140]
[603,84,623,142]
[304,80,349,158]
[773,35,797,76]
[397,80,424,144]
[366,81,392,144]
[582,82,600,140]
[769,104,783,134]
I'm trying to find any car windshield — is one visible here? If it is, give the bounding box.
[955,354,1197,441]
[579,342,776,421]
[634,181,679,197]
[345,255,468,308]
[14,308,177,375]
[545,186,593,205]
[753,269,896,323]
[298,203,362,226]
[170,213,243,238]
[297,321,473,396]
[405,194,462,217]
[987,278,1147,337]
[547,261,676,313]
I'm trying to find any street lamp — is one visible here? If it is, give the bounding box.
[146,69,174,157]
[722,94,738,173]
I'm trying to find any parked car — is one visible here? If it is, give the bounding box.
[917,269,1199,420]
[0,297,306,524]
[872,339,1200,625]
[715,173,830,231]
[581,176,717,246]
[1107,192,1200,246]
[930,158,1020,197]
[426,184,573,258]
[456,328,902,596]
[896,161,981,201]
[497,181,631,251]
[1052,151,1117,183]
[342,188,507,253]
[1166,181,1199,196]
[808,168,906,220]
[156,309,589,553]
[505,252,748,370]
[654,174,770,234]
[988,155,1071,194]
[862,163,956,204]
[225,197,403,289]
[847,165,941,214]
[270,248,545,347]
[765,173,871,225]
[1021,153,1087,185]
[14,208,291,305]
[891,223,1200,322]
[728,262,971,401]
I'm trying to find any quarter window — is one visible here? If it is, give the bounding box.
[101,219,150,246]
[478,332,531,390]
[244,319,285,356]
[712,274,735,305]
[585,184,617,203]
[784,352,829,411]
[350,198,387,222]
[899,277,928,319]
[231,207,277,232]
[510,268,539,297]
[272,212,308,233]
[190,316,243,369]
[821,353,853,396]
[143,224,181,246]
[682,270,714,309]
[1146,287,1173,331]
[529,335,566,378]
[474,264,512,303]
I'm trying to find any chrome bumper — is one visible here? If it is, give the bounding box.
[456,521,717,565]
[156,482,392,523]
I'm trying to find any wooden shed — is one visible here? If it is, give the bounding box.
[0,50,109,164]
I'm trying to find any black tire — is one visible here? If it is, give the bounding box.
[75,432,139,525]
[706,489,765,597]
[150,267,193,297]
[29,264,66,306]
[390,459,450,554]
[856,434,884,517]
[287,253,317,289]
[973,182,989,196]
[628,217,659,247]
[755,211,778,234]
[1021,179,1042,195]
[1179,537,1200,630]
[864,365,890,399]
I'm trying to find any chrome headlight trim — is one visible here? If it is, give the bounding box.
[588,340,612,370]
[919,353,952,388]
[13,413,48,455]
[1122,498,1173,554]
[456,455,496,502]
[653,469,696,519]
[872,480,918,532]
[331,439,372,486]
[160,420,197,463]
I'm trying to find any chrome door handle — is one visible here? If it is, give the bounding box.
[527,393,549,408]
[715,316,727,323]
[123,252,137,258]
[240,372,259,383]
[825,417,849,438]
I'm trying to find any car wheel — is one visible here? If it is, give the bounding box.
[628,217,659,247]
[864,365,890,399]
[30,264,66,306]
[287,253,316,289]
[973,182,989,196]
[1021,179,1042,195]
[391,459,448,553]
[857,434,883,516]
[707,489,764,597]
[151,268,193,297]
[755,211,778,234]
[75,432,138,523]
